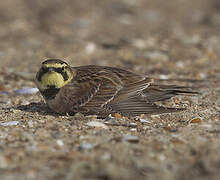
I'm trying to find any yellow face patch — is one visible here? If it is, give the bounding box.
[39,72,65,90]
[36,60,75,91]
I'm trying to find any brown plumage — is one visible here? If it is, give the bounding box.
[35,59,197,118]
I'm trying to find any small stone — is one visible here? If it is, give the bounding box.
[20,100,31,106]
[159,74,169,80]
[123,135,139,143]
[86,121,109,129]
[130,128,137,132]
[129,122,137,127]
[139,118,151,123]
[78,143,93,151]
[56,139,64,147]
[151,114,160,119]
[0,121,19,126]
[132,39,146,49]
[144,50,168,62]
[85,42,96,54]
[14,88,39,94]
[28,120,34,128]
[176,61,185,68]
[199,73,207,79]
[0,91,9,95]
[190,117,202,124]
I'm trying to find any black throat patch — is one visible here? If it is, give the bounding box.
[40,86,60,100]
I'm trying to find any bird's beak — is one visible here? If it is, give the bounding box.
[48,68,55,73]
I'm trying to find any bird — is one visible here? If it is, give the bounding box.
[35,59,197,118]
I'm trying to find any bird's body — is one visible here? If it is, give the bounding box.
[35,59,196,117]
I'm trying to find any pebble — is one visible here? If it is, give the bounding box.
[85,42,96,54]
[27,120,34,128]
[132,39,146,49]
[199,73,207,79]
[130,128,137,132]
[144,51,168,61]
[0,121,19,126]
[176,61,185,68]
[129,122,137,127]
[78,143,93,151]
[159,74,169,80]
[151,114,161,119]
[56,139,64,147]
[20,100,31,106]
[123,135,139,143]
[0,91,9,95]
[86,121,109,129]
[14,88,39,95]
[189,117,202,124]
[139,118,151,123]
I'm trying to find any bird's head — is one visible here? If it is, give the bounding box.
[35,59,75,91]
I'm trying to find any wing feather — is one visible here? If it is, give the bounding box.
[142,84,198,102]
[108,97,185,117]
[111,77,153,103]
[58,69,123,115]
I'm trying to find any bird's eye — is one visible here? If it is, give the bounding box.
[41,67,48,73]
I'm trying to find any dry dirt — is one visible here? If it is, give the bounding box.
[0,0,220,180]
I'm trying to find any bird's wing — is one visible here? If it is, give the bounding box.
[110,77,153,102]
[61,67,155,117]
[60,65,191,117]
[88,76,154,117]
[102,78,189,116]
[108,96,185,117]
[106,84,195,116]
[73,65,145,84]
[106,84,196,117]
[58,69,124,115]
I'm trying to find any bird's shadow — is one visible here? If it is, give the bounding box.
[14,102,105,119]
[15,102,60,116]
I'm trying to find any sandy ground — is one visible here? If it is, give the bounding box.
[0,0,220,179]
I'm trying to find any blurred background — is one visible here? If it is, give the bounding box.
[0,1,220,180]
[0,0,219,77]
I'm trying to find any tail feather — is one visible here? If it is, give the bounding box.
[142,84,198,103]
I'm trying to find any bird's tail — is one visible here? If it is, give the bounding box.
[142,84,198,103]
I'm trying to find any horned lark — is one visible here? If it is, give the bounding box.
[35,59,196,117]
